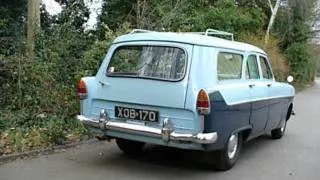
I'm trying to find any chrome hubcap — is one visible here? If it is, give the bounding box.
[227,134,238,159]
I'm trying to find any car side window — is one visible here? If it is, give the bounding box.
[259,56,273,79]
[245,55,260,79]
[217,52,243,80]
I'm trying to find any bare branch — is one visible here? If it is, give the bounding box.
[265,0,281,46]
[268,0,274,14]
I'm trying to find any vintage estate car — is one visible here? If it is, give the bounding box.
[77,29,295,170]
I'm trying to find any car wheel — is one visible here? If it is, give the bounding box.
[214,132,243,171]
[115,138,145,156]
[271,120,287,139]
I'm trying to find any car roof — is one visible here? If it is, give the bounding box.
[113,32,266,55]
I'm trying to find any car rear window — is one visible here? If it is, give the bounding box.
[107,46,187,81]
[217,52,243,80]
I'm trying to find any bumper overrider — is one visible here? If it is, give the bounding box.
[77,110,218,144]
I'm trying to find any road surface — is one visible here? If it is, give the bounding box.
[1,79,320,180]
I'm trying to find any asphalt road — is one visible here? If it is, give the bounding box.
[1,79,320,180]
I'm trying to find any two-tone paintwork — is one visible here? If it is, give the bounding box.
[80,32,295,151]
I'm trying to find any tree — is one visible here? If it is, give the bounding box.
[274,0,316,49]
[265,0,281,45]
[37,0,91,84]
[27,0,41,59]
[55,0,90,30]
[273,0,318,83]
[0,0,27,55]
[96,0,265,36]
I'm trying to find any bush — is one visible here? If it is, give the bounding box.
[0,110,86,155]
[308,44,320,78]
[0,22,92,154]
[286,43,315,84]
[0,56,79,116]
[0,24,131,154]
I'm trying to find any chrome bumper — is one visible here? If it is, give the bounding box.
[77,114,217,144]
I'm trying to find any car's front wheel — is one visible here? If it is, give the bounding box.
[214,132,243,171]
[115,138,145,156]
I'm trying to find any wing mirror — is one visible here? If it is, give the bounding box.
[287,76,294,83]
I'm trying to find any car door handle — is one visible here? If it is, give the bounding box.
[98,80,110,86]
[249,84,256,88]
[267,83,272,87]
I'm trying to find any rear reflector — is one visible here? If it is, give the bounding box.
[77,80,87,100]
[197,89,210,115]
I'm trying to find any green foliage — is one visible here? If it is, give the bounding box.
[0,110,86,154]
[238,33,288,81]
[0,0,93,154]
[97,0,134,34]
[55,0,90,30]
[81,24,131,78]
[275,0,314,49]
[309,45,320,77]
[1,0,97,109]
[97,0,265,35]
[0,0,27,55]
[0,56,78,116]
[188,0,265,34]
[37,27,92,84]
[273,0,317,84]
[286,43,315,84]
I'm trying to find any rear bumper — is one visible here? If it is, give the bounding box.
[77,114,217,145]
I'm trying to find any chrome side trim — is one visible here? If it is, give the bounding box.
[77,115,217,144]
[226,95,294,106]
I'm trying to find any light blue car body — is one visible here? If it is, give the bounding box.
[79,32,295,151]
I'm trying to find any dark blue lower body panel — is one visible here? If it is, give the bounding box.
[203,92,294,151]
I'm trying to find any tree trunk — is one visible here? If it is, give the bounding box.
[27,0,41,59]
[265,0,281,46]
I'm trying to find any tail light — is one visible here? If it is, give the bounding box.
[197,89,210,115]
[77,80,87,100]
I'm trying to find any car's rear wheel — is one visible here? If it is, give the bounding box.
[115,138,145,156]
[271,120,287,139]
[214,132,243,171]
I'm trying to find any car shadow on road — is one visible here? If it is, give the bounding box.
[93,135,275,174]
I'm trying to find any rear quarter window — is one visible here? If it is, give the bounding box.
[217,52,243,80]
[259,56,273,79]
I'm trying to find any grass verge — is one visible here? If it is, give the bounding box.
[0,110,88,156]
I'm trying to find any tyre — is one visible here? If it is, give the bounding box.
[214,132,243,171]
[271,120,287,139]
[115,138,145,156]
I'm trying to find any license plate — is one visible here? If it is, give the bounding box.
[115,106,159,122]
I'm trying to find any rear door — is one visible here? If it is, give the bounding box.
[245,54,269,134]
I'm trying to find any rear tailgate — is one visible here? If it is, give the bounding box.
[94,78,187,108]
[89,42,199,132]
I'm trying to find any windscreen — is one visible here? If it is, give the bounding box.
[107,46,187,81]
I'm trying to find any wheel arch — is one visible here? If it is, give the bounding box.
[231,125,252,142]
[286,103,293,121]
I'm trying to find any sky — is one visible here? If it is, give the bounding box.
[42,0,103,29]
[42,0,62,15]
[83,0,103,29]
